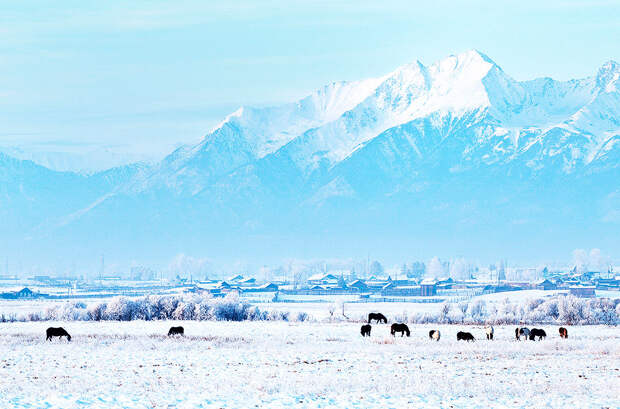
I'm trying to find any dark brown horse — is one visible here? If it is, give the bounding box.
[168,326,184,336]
[529,328,546,341]
[368,313,387,324]
[360,324,371,337]
[390,323,410,337]
[46,327,71,341]
[559,327,568,339]
[456,331,475,342]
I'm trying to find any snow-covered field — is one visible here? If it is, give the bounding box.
[1,321,618,408]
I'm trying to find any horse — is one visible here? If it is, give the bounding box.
[485,325,494,340]
[168,326,184,336]
[456,331,475,342]
[368,313,387,324]
[518,327,530,340]
[559,327,568,339]
[529,328,546,341]
[429,330,440,341]
[360,324,372,337]
[390,323,410,337]
[515,327,520,340]
[46,327,71,342]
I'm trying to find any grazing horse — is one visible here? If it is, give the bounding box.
[559,327,568,339]
[46,327,71,342]
[456,331,475,342]
[368,313,387,324]
[390,323,410,337]
[518,327,530,341]
[529,328,546,341]
[168,326,184,336]
[360,324,372,337]
[429,330,440,341]
[485,326,494,340]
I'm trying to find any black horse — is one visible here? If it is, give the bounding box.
[559,327,568,339]
[360,324,371,337]
[390,323,410,337]
[529,328,546,341]
[168,326,184,336]
[368,313,387,324]
[429,330,440,341]
[456,331,475,342]
[46,327,71,342]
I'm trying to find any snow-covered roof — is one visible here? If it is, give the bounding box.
[307,273,336,281]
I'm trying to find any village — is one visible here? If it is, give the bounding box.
[1,264,618,304]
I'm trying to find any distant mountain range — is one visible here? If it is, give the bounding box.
[1,51,618,268]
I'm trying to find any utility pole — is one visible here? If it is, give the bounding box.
[100,254,104,285]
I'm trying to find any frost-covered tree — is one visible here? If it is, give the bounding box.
[172,302,196,320]
[439,302,451,323]
[370,261,384,276]
[105,297,134,321]
[469,299,486,320]
[449,258,469,280]
[426,257,444,279]
[572,249,589,274]
[87,302,107,321]
[558,295,586,324]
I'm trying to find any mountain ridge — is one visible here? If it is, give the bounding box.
[1,50,618,265]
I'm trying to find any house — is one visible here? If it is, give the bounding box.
[381,284,421,296]
[535,279,557,291]
[243,283,279,292]
[0,287,43,299]
[218,281,233,290]
[238,277,257,286]
[365,276,392,291]
[595,278,620,290]
[420,279,437,296]
[348,280,369,292]
[307,273,338,286]
[227,274,245,283]
[186,282,225,295]
[569,286,596,298]
[436,277,454,289]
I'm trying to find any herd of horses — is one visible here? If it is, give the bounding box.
[362,313,568,342]
[43,313,569,342]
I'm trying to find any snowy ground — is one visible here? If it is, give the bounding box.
[1,321,618,408]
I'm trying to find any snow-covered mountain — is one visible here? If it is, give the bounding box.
[1,51,618,265]
[123,50,617,195]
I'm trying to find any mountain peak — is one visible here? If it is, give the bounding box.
[439,49,498,72]
[596,60,619,92]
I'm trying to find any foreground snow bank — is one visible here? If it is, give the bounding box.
[0,321,618,408]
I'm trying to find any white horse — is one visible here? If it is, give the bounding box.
[485,325,494,340]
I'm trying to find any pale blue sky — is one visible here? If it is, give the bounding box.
[1,0,618,166]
